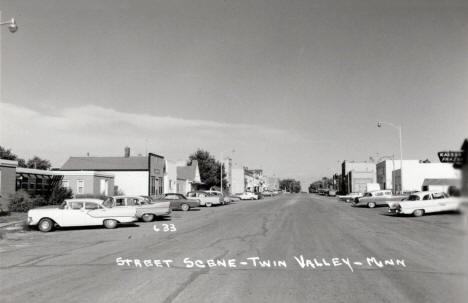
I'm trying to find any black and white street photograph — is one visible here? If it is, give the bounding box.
[0,1,467,302]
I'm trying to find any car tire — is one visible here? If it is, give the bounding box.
[38,218,54,232]
[181,203,190,211]
[142,214,154,222]
[413,209,425,217]
[103,219,118,229]
[368,202,376,208]
[206,202,212,207]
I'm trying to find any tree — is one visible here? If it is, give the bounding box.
[0,146,26,167]
[187,149,226,189]
[48,184,73,205]
[26,156,52,170]
[279,179,301,193]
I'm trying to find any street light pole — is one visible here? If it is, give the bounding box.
[0,14,18,102]
[377,121,404,194]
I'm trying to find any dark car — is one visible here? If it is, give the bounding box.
[152,193,200,211]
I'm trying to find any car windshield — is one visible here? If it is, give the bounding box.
[364,193,372,197]
[407,195,420,201]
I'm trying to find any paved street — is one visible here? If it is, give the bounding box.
[0,194,466,303]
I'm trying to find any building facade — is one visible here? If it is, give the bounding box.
[0,159,19,210]
[176,160,201,195]
[164,160,178,194]
[376,160,420,191]
[61,151,165,196]
[392,162,461,193]
[231,168,245,194]
[60,171,115,196]
[341,161,377,194]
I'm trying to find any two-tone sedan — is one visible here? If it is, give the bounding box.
[28,199,137,232]
[352,190,407,208]
[387,191,463,217]
[337,192,363,202]
[107,196,171,222]
[152,193,200,211]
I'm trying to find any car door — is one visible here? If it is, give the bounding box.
[431,193,453,212]
[61,201,89,226]
[84,202,108,224]
[165,194,181,209]
[420,194,434,212]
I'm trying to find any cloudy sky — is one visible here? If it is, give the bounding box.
[1,0,467,186]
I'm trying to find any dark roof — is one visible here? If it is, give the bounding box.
[61,156,149,171]
[422,178,460,186]
[177,160,198,181]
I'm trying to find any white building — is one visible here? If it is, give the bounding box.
[176,160,201,195]
[61,150,165,196]
[163,160,178,194]
[392,162,461,193]
[231,168,245,194]
[376,160,420,191]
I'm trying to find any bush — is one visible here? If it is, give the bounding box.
[8,190,49,212]
[48,185,73,205]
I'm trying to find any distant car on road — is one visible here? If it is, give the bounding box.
[186,191,222,207]
[107,196,171,222]
[27,199,137,232]
[238,192,258,200]
[327,189,337,197]
[387,191,463,217]
[262,191,274,197]
[353,190,407,208]
[337,192,363,202]
[153,193,200,211]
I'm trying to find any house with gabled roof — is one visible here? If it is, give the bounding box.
[176,160,201,195]
[60,148,165,196]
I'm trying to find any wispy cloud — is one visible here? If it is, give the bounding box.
[0,102,297,167]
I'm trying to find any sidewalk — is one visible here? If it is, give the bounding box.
[0,212,27,228]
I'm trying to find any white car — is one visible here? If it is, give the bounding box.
[186,191,222,207]
[387,191,462,217]
[238,192,258,200]
[337,192,363,202]
[27,199,138,232]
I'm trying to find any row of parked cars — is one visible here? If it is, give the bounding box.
[27,190,277,232]
[335,189,464,217]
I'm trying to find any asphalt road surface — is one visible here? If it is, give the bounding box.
[1,194,466,303]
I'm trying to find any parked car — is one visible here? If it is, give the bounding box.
[327,189,337,197]
[187,191,222,207]
[387,191,463,217]
[107,196,171,222]
[337,192,363,202]
[262,191,274,197]
[238,192,258,200]
[27,199,137,232]
[203,190,234,204]
[353,190,407,208]
[153,193,200,211]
